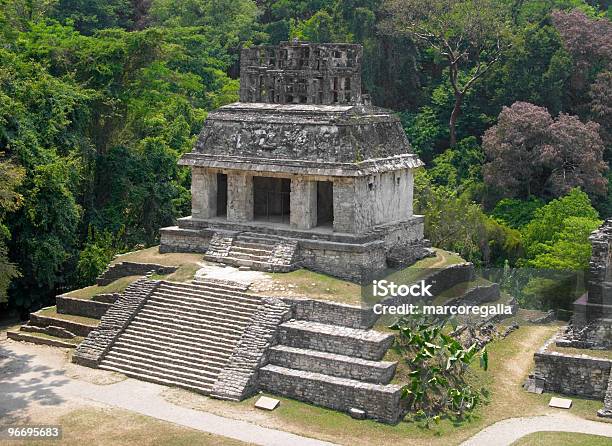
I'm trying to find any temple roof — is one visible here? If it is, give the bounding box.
[179,43,423,176]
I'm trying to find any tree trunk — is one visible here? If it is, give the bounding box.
[449,93,463,147]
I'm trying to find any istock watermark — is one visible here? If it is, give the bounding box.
[372,279,433,298]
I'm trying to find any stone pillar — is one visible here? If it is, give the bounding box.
[290,178,317,229]
[191,167,217,219]
[227,173,253,222]
[333,179,356,233]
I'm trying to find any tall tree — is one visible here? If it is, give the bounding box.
[380,0,513,146]
[483,101,607,200]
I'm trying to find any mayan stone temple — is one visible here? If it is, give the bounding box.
[160,41,427,281]
[57,42,437,424]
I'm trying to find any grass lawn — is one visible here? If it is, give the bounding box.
[152,263,202,283]
[545,344,612,361]
[36,306,100,326]
[111,246,204,267]
[65,275,142,299]
[262,248,466,306]
[5,407,248,446]
[511,432,612,445]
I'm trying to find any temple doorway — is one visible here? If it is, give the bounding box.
[317,181,333,226]
[216,173,227,217]
[253,177,291,223]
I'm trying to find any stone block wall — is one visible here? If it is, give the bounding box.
[56,295,111,319]
[299,240,387,282]
[259,365,402,424]
[534,350,611,399]
[159,227,212,253]
[284,297,378,329]
[96,262,178,286]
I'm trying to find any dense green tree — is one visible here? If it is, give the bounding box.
[520,188,600,261]
[0,156,25,303]
[380,0,513,146]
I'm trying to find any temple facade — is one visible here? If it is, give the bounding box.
[160,42,428,281]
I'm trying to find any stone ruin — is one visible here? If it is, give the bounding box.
[530,219,612,418]
[159,41,429,282]
[560,218,612,348]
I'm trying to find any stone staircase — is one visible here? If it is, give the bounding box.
[205,231,299,272]
[259,306,403,424]
[98,280,263,395]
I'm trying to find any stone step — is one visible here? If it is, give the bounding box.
[113,340,228,368]
[99,361,213,395]
[104,348,221,380]
[229,245,274,256]
[235,234,279,246]
[7,330,79,348]
[278,320,394,361]
[258,364,402,424]
[268,345,397,384]
[139,301,253,330]
[124,322,239,354]
[158,282,261,305]
[117,332,233,359]
[153,287,261,312]
[145,296,255,323]
[128,316,243,343]
[218,256,273,269]
[225,251,271,262]
[184,278,250,293]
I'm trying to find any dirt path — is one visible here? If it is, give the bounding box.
[461,413,612,445]
[0,338,335,446]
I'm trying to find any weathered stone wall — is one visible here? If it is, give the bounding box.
[534,349,612,399]
[29,312,95,337]
[210,297,292,401]
[56,295,111,319]
[240,43,362,105]
[284,297,378,329]
[259,365,402,424]
[299,240,387,282]
[278,320,394,361]
[159,227,212,253]
[96,262,177,286]
[268,345,396,384]
[227,173,254,222]
[290,178,317,229]
[73,279,159,367]
[191,167,217,219]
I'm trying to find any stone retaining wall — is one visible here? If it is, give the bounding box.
[29,313,95,337]
[259,365,403,424]
[56,295,111,319]
[284,297,378,329]
[210,297,292,401]
[96,262,177,286]
[73,279,159,367]
[534,337,612,399]
[159,226,213,253]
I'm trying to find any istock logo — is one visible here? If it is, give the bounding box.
[372,280,433,298]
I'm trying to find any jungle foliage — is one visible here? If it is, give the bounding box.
[0,0,610,315]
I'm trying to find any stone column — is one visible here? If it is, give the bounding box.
[290,178,317,229]
[332,179,356,233]
[191,167,217,219]
[227,173,253,222]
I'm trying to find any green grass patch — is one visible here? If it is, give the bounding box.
[546,344,612,361]
[35,306,100,326]
[511,432,612,445]
[8,407,248,446]
[111,246,203,267]
[263,248,467,306]
[65,275,142,300]
[152,263,201,283]
[265,268,361,304]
